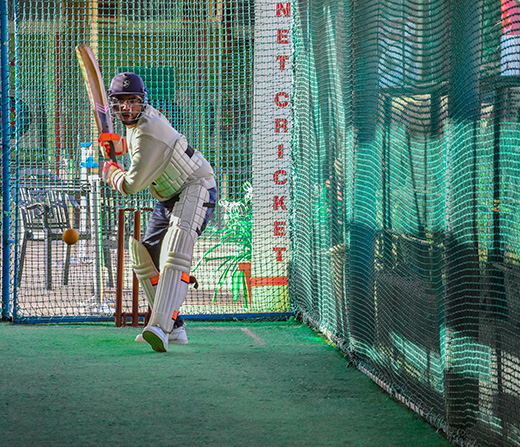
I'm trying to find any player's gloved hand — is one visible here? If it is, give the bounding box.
[102,160,125,191]
[98,132,128,158]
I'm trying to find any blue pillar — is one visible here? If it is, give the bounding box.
[1,0,11,320]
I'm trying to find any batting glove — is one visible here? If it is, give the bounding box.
[102,161,126,196]
[98,132,128,159]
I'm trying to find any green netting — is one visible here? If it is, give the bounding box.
[290,0,520,446]
[3,0,520,446]
[3,0,289,321]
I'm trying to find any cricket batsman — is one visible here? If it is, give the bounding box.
[100,72,217,352]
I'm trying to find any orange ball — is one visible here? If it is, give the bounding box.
[62,228,79,245]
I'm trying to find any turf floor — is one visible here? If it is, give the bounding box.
[0,320,454,447]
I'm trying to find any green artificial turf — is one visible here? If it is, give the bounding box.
[0,320,454,447]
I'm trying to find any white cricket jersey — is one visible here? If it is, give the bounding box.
[121,105,216,200]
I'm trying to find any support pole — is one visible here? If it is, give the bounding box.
[1,0,11,320]
[132,210,141,327]
[89,175,105,308]
[115,208,127,327]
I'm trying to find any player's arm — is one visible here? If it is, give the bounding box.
[118,134,172,195]
[101,133,171,196]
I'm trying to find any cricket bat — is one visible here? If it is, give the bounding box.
[75,43,117,162]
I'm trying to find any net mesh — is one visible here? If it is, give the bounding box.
[289,0,520,446]
[3,0,520,446]
[6,0,290,321]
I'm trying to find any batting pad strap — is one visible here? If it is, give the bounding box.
[179,272,199,288]
[150,275,160,286]
[181,272,190,283]
[185,145,195,158]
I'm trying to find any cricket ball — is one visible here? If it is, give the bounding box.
[62,228,80,245]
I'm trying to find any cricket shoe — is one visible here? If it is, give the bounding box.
[142,325,169,353]
[135,326,188,346]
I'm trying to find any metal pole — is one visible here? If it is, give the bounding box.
[132,210,141,326]
[115,208,127,327]
[89,176,104,309]
[1,0,11,320]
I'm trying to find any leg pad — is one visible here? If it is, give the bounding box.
[129,236,160,308]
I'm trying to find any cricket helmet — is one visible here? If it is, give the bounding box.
[108,72,146,97]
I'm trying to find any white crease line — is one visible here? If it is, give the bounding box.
[240,327,266,345]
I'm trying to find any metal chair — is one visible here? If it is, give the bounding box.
[18,169,87,290]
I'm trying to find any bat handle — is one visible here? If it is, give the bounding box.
[108,140,117,163]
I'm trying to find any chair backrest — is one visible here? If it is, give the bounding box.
[19,169,72,234]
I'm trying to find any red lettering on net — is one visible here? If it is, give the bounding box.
[275,92,289,107]
[276,3,291,17]
[278,144,284,159]
[274,221,286,236]
[275,118,287,133]
[273,170,287,185]
[277,30,289,44]
[277,55,289,71]
[273,196,286,210]
[273,247,287,262]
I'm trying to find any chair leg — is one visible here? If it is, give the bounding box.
[103,243,114,288]
[44,230,52,290]
[63,243,71,285]
[17,234,28,287]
